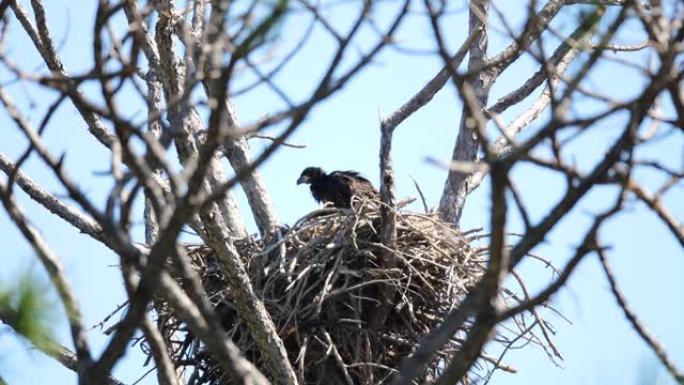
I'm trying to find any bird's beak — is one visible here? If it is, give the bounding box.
[296,176,307,185]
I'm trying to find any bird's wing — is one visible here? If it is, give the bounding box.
[332,170,373,185]
[331,171,379,201]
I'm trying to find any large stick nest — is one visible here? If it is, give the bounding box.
[150,205,550,384]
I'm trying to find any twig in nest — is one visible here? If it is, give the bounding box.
[141,207,562,385]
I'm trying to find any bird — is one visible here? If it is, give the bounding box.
[297,167,379,208]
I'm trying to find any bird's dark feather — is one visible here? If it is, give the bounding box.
[299,168,378,208]
[331,170,373,185]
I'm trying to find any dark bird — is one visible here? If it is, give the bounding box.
[297,167,379,208]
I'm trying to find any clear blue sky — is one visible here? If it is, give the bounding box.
[1,1,682,384]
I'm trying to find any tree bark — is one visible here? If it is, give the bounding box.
[437,0,491,225]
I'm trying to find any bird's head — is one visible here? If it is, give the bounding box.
[297,167,325,185]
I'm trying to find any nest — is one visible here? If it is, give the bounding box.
[145,205,557,384]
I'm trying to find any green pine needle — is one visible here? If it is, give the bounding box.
[0,274,56,355]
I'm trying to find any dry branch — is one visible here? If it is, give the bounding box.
[144,204,559,385]
[597,248,684,384]
[0,307,123,385]
[0,182,93,376]
[1,1,681,384]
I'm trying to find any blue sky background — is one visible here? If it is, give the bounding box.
[1,1,682,384]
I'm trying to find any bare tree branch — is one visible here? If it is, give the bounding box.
[1,1,680,384]
[0,153,104,242]
[0,307,124,385]
[437,0,491,226]
[0,182,93,377]
[466,8,602,193]
[380,27,483,132]
[140,318,181,385]
[624,177,684,248]
[436,0,576,225]
[157,271,271,385]
[597,248,684,384]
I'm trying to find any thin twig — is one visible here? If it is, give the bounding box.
[597,248,684,384]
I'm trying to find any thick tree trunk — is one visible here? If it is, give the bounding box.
[437,0,491,226]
